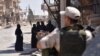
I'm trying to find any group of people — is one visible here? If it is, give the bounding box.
[15,21,55,51]
[15,6,100,56]
[31,21,55,48]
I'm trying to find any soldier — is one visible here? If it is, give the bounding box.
[37,6,88,56]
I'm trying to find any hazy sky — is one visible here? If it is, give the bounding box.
[19,0,46,15]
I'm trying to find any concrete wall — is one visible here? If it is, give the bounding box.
[0,0,5,16]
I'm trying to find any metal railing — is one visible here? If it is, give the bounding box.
[44,0,61,28]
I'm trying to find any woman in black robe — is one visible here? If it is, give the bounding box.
[40,21,46,31]
[46,20,55,32]
[15,24,23,51]
[36,21,41,32]
[31,24,38,48]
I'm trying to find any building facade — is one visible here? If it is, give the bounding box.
[0,0,5,17]
[0,0,20,24]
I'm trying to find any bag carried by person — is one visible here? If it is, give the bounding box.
[60,26,86,56]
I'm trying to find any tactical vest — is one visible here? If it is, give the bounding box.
[60,26,86,56]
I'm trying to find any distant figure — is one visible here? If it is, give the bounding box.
[46,20,55,32]
[31,24,38,48]
[36,21,41,32]
[15,24,23,51]
[40,21,46,31]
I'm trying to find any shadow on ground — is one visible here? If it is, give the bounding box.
[4,25,12,29]
[0,49,16,54]
[8,43,31,50]
[19,43,37,56]
[23,32,31,34]
[0,43,37,56]
[4,43,37,56]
